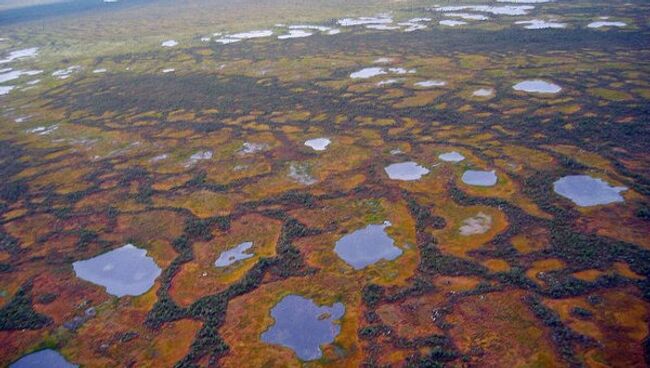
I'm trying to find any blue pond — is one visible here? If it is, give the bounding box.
[261,295,345,361]
[553,175,627,207]
[438,151,465,162]
[10,349,77,368]
[72,244,161,297]
[214,241,254,267]
[461,170,497,187]
[384,161,430,181]
[334,221,402,269]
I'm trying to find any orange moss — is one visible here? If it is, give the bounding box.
[447,290,565,367]
[544,288,649,368]
[169,214,281,307]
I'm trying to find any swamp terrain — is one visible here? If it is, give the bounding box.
[0,0,649,367]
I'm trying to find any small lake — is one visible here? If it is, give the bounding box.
[72,244,161,297]
[553,175,627,206]
[334,221,402,269]
[261,295,344,361]
[350,67,387,79]
[215,242,254,267]
[438,151,465,162]
[435,5,535,16]
[384,161,430,181]
[462,170,497,186]
[440,20,467,27]
[304,138,331,151]
[10,349,77,368]
[513,80,562,93]
[473,88,494,97]
[588,21,626,28]
[515,19,567,29]
[445,12,489,20]
[415,80,446,87]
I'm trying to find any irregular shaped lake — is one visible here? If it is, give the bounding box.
[384,161,430,181]
[72,244,161,297]
[588,21,626,28]
[513,80,562,93]
[304,138,331,151]
[10,349,77,368]
[415,80,446,87]
[438,151,465,162]
[334,221,402,269]
[515,19,566,29]
[440,20,467,27]
[553,175,627,206]
[261,295,345,361]
[350,67,387,79]
[215,241,254,267]
[462,170,498,186]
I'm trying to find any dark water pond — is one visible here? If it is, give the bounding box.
[72,244,161,297]
[334,221,402,269]
[553,175,626,206]
[261,295,345,361]
[10,349,77,368]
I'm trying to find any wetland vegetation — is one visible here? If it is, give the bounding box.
[0,0,649,366]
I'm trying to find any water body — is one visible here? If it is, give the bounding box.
[350,67,387,79]
[0,85,15,95]
[0,0,154,26]
[161,40,178,47]
[215,241,254,267]
[587,21,626,28]
[216,30,273,44]
[239,142,268,154]
[261,295,345,361]
[0,48,38,64]
[377,78,401,86]
[338,16,393,27]
[473,87,494,97]
[513,80,562,93]
[10,349,77,368]
[304,138,331,151]
[435,5,535,16]
[278,30,313,39]
[52,66,81,79]
[398,18,430,32]
[334,221,402,269]
[515,19,567,29]
[366,24,401,30]
[384,161,430,181]
[415,80,446,87]
[438,151,465,162]
[288,24,337,33]
[72,244,161,297]
[0,69,42,83]
[445,12,489,21]
[187,150,212,166]
[440,20,467,27]
[462,170,498,186]
[350,67,414,79]
[553,175,627,206]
